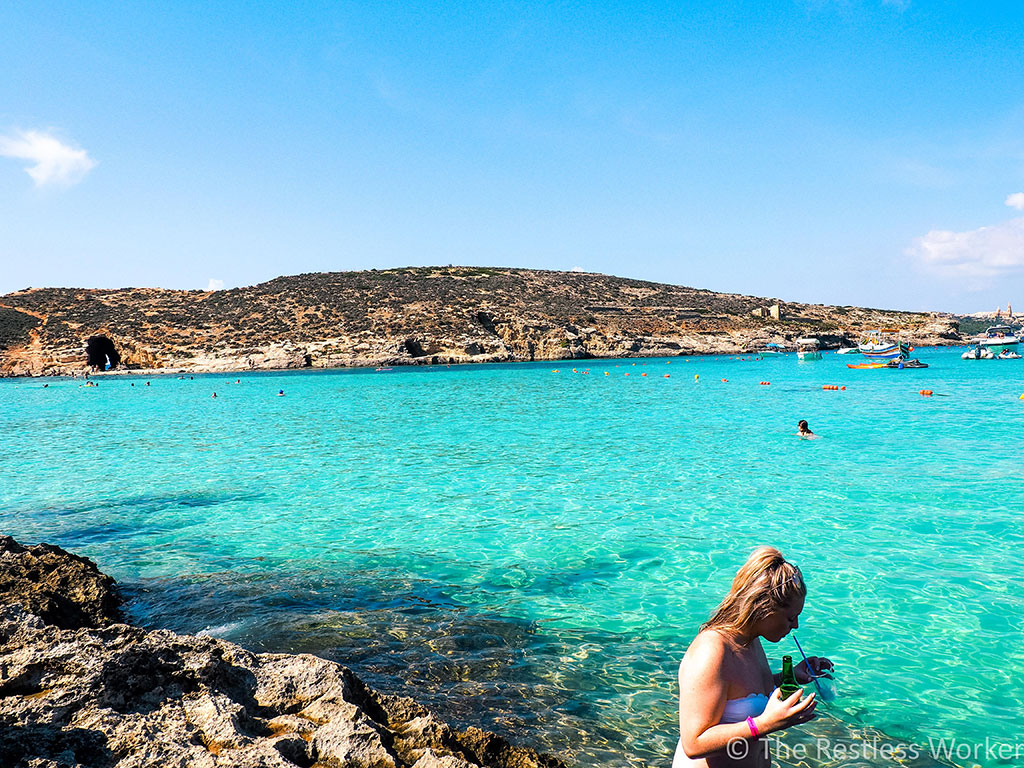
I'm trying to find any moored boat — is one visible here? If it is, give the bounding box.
[757,342,785,357]
[976,325,1020,355]
[962,345,994,360]
[796,337,822,360]
[858,329,910,360]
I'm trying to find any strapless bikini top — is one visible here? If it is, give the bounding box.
[719,693,769,723]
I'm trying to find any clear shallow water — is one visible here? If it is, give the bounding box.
[2,348,1022,767]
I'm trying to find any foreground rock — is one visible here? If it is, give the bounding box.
[0,539,565,768]
[0,536,122,630]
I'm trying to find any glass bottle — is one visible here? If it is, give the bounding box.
[780,655,802,698]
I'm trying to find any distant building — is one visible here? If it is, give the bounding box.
[751,303,782,320]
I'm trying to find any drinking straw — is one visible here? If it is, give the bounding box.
[793,635,824,696]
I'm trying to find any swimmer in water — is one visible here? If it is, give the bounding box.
[277,389,285,396]
[797,420,816,438]
[211,392,217,398]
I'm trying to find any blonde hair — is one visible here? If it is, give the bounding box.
[701,546,806,640]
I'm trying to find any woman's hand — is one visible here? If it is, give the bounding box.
[755,687,817,735]
[795,656,834,683]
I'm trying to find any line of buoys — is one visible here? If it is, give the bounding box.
[721,378,729,382]
[759,381,770,385]
[920,389,933,396]
[822,384,839,390]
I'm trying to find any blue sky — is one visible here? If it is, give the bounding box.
[1,1,1022,313]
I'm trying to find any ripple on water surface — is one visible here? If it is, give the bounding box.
[1,350,1020,768]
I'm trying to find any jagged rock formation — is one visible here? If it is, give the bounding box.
[0,538,564,768]
[0,536,122,630]
[0,267,961,376]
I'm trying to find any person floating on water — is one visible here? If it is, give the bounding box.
[797,420,816,438]
[277,389,285,396]
[211,392,217,398]
[674,546,833,767]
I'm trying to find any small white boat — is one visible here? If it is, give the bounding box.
[796,337,822,361]
[997,349,1021,360]
[835,347,860,355]
[757,343,786,357]
[962,345,994,360]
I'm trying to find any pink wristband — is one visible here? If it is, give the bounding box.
[746,716,760,739]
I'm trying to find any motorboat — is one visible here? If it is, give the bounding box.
[756,342,785,357]
[835,346,860,355]
[962,345,994,360]
[796,337,822,361]
[858,329,910,360]
[977,325,1020,355]
[997,349,1021,360]
[886,358,929,369]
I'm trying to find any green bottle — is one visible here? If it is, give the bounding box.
[780,655,802,698]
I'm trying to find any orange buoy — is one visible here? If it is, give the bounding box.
[920,389,933,396]
[721,378,728,382]
[641,372,648,377]
[604,372,609,376]
[664,374,670,378]
[840,386,846,390]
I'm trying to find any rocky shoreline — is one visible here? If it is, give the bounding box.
[0,268,963,377]
[0,536,564,768]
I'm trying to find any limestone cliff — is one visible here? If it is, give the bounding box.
[0,267,961,376]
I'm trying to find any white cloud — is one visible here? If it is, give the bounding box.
[0,129,96,188]
[207,279,224,291]
[908,217,1024,281]
[1006,192,1024,210]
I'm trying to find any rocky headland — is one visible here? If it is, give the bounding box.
[0,267,962,377]
[0,535,564,768]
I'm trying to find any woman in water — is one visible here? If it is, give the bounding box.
[675,547,832,767]
[797,420,815,437]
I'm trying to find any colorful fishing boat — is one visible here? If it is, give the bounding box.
[858,329,910,360]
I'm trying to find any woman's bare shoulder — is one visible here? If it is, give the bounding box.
[680,630,728,670]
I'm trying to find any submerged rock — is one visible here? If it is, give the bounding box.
[0,538,565,768]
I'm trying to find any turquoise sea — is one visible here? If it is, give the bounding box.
[2,347,1022,767]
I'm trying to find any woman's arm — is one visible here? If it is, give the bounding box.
[678,638,754,759]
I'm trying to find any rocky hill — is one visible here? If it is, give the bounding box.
[0,267,961,376]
